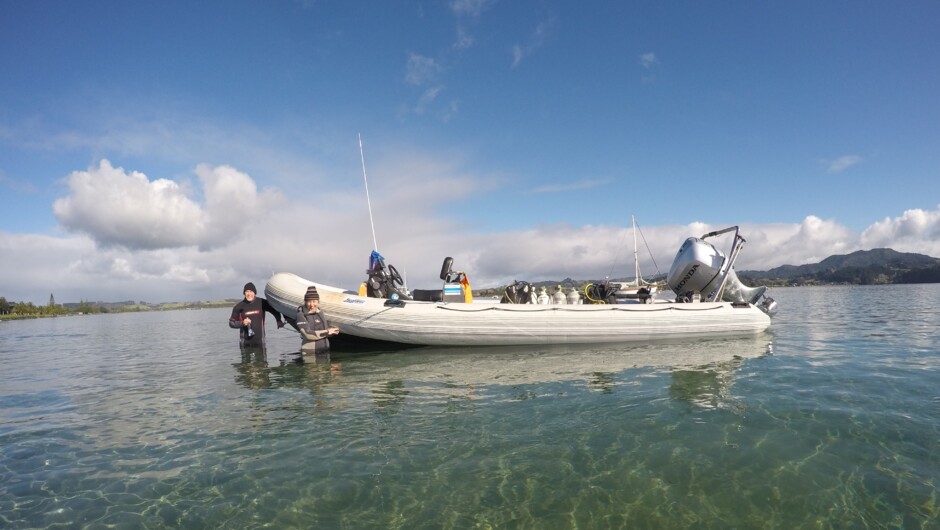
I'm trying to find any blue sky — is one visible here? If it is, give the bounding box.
[2,1,939,304]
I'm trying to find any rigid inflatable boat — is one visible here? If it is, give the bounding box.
[264,226,777,347]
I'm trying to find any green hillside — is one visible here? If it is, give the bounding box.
[740,249,940,286]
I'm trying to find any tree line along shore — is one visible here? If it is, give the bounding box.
[0,298,237,320]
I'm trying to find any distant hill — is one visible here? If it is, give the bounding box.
[740,248,940,286]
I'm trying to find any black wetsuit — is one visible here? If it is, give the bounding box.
[296,307,331,354]
[229,297,282,347]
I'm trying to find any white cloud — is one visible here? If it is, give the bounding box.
[404,54,455,120]
[827,155,862,173]
[454,26,475,50]
[450,0,492,17]
[511,18,556,68]
[0,232,219,303]
[195,163,284,250]
[52,160,283,251]
[739,216,856,268]
[405,53,443,86]
[7,154,940,305]
[53,160,206,249]
[639,52,659,82]
[639,52,657,69]
[861,206,940,252]
[450,0,493,49]
[414,85,445,114]
[529,178,612,194]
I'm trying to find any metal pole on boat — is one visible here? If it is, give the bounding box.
[703,226,743,302]
[359,133,379,252]
[633,215,640,287]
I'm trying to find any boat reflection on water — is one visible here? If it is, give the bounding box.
[667,352,756,410]
[233,335,773,411]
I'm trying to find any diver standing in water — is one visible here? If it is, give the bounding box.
[296,286,339,354]
[229,282,284,348]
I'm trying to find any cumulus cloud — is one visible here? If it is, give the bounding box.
[861,206,940,252]
[738,216,856,268]
[195,163,283,250]
[53,160,206,249]
[8,154,940,305]
[52,160,281,251]
[826,155,862,173]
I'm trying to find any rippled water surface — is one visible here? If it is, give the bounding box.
[2,285,939,529]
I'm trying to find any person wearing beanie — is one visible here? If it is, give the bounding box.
[296,285,339,354]
[229,281,285,348]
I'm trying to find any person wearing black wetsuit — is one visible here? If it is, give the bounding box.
[296,285,339,354]
[229,282,284,348]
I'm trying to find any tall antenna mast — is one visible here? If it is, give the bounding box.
[633,215,641,286]
[359,133,378,251]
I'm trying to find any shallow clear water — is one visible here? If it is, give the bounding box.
[2,285,939,529]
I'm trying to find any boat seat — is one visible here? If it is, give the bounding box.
[412,289,443,302]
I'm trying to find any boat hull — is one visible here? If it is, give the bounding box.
[265,272,771,347]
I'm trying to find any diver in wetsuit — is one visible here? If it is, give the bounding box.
[296,285,339,354]
[229,282,284,348]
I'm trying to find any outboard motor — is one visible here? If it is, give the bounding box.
[666,227,774,313]
[721,269,766,305]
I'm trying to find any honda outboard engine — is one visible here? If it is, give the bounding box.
[666,227,773,313]
[721,268,766,305]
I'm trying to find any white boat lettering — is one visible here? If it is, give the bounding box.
[674,264,699,291]
[343,298,366,304]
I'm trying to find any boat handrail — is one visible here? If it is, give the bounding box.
[700,226,746,303]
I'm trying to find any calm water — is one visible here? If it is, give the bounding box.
[1,285,939,529]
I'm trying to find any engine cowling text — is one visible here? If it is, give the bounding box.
[674,264,699,291]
